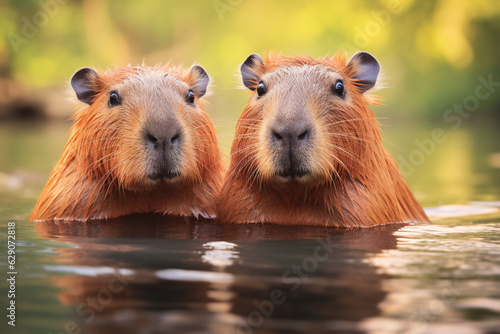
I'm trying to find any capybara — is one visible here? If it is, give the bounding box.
[30,64,223,221]
[217,51,429,227]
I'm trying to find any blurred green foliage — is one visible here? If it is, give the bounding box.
[1,0,500,119]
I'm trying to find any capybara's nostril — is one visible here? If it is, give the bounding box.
[146,132,159,149]
[271,130,283,145]
[147,133,158,143]
[170,133,180,149]
[297,130,309,142]
[145,130,182,151]
[271,125,310,149]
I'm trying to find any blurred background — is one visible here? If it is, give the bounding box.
[1,0,500,119]
[0,0,499,209]
[1,3,500,333]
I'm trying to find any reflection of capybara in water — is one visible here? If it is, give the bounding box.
[30,64,223,221]
[34,217,403,333]
[217,51,429,227]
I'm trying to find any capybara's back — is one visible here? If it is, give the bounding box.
[30,64,223,221]
[217,51,429,227]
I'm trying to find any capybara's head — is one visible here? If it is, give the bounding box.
[233,52,381,185]
[31,64,223,221]
[218,52,429,226]
[71,65,214,190]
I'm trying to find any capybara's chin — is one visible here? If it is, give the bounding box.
[269,163,319,184]
[30,64,224,222]
[113,139,189,190]
[266,156,336,185]
[217,51,430,227]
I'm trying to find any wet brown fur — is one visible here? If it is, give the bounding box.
[30,65,223,221]
[217,52,430,227]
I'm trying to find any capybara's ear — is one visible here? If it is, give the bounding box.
[71,68,99,104]
[189,65,210,98]
[348,52,380,93]
[241,53,264,90]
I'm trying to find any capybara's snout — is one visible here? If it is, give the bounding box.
[268,112,314,179]
[143,116,184,180]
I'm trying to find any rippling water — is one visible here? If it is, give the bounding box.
[0,122,499,334]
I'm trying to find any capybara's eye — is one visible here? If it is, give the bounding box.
[257,81,267,97]
[186,89,195,104]
[332,80,345,97]
[108,91,121,107]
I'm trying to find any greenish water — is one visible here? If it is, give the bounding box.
[0,121,500,334]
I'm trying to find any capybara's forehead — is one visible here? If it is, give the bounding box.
[118,70,188,91]
[98,65,189,87]
[264,64,341,83]
[263,53,347,73]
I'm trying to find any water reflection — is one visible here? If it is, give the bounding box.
[201,241,239,267]
[35,215,405,333]
[363,222,500,333]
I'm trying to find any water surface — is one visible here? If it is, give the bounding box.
[0,121,499,334]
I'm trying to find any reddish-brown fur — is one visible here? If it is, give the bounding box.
[217,52,430,227]
[30,65,223,221]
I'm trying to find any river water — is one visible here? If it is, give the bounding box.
[0,121,499,334]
